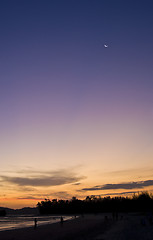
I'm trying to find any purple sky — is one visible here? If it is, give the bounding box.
[0,0,153,208]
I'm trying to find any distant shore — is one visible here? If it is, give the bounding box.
[0,213,153,240]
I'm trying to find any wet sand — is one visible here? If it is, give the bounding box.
[0,213,153,240]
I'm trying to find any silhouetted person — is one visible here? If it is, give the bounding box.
[60,216,63,226]
[115,212,118,221]
[148,212,153,225]
[34,218,37,229]
[112,212,115,220]
[141,218,146,226]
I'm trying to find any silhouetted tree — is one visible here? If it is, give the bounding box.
[37,192,153,215]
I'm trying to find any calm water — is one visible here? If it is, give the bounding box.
[0,215,74,231]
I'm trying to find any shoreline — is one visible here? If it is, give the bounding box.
[0,215,75,232]
[0,214,112,240]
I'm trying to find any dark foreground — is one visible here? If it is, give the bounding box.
[0,213,153,240]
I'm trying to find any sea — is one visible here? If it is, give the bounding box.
[0,215,74,231]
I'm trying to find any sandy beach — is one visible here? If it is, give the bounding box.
[0,213,153,240]
[97,213,153,240]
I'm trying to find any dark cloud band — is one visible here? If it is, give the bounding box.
[81,180,153,191]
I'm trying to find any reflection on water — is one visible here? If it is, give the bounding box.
[0,215,74,231]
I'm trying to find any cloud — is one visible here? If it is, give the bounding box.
[81,180,153,191]
[53,191,72,199]
[81,191,139,197]
[107,167,153,177]
[99,191,139,196]
[17,191,72,200]
[16,186,36,192]
[1,176,78,187]
[17,196,43,200]
[0,169,84,187]
[72,182,81,186]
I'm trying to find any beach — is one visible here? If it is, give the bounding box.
[0,213,153,240]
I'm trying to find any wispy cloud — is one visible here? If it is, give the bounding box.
[16,190,72,201]
[99,191,139,196]
[16,186,36,192]
[0,169,85,187]
[72,182,81,186]
[17,196,43,200]
[81,180,153,191]
[107,167,153,177]
[53,191,72,199]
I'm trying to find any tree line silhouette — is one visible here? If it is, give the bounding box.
[37,192,153,215]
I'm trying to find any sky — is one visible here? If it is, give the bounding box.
[0,0,153,209]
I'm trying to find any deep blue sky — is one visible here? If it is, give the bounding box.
[1,0,153,79]
[1,0,153,126]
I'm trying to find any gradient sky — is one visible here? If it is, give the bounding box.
[0,0,153,208]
